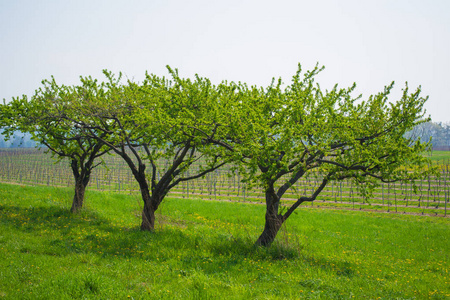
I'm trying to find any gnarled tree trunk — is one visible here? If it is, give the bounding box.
[255,186,284,247]
[140,185,156,231]
[70,159,91,213]
[135,172,162,231]
[71,178,87,213]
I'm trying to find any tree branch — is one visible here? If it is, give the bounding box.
[282,177,329,221]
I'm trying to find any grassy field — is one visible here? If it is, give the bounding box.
[425,150,450,162]
[0,183,449,299]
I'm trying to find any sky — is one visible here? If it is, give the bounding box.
[1,0,449,122]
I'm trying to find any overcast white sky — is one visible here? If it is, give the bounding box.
[1,0,449,122]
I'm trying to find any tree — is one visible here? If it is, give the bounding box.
[215,64,433,246]
[0,77,110,212]
[71,68,229,230]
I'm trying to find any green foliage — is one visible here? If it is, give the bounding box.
[1,77,105,160]
[0,75,113,211]
[0,64,435,190]
[0,62,434,238]
[57,67,239,228]
[225,64,432,187]
[215,64,434,231]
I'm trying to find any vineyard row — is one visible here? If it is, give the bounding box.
[1,149,449,217]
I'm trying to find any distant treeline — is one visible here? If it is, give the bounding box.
[408,121,450,151]
[0,131,37,148]
[1,121,449,150]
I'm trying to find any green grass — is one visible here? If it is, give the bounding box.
[0,183,449,299]
[425,150,450,163]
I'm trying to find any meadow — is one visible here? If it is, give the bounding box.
[0,182,449,299]
[424,150,450,162]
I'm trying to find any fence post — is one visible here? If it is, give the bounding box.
[444,192,447,217]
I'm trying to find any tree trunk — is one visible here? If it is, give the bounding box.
[141,198,156,231]
[71,178,87,213]
[70,159,91,213]
[137,177,158,231]
[255,187,284,247]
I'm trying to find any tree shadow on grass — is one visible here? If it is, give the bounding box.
[1,204,155,257]
[1,203,356,281]
[0,203,235,261]
[196,235,355,279]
